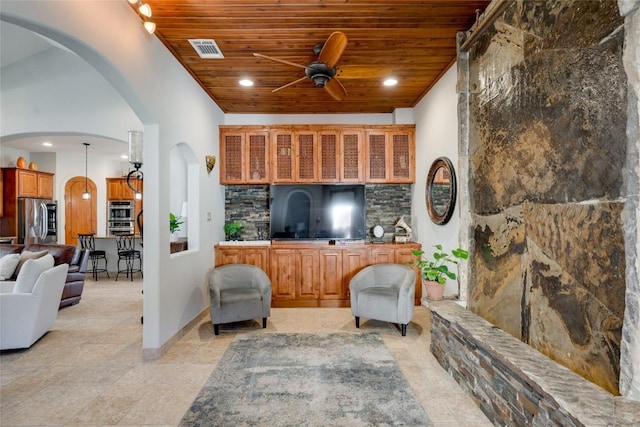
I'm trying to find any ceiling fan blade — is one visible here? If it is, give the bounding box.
[324,78,347,101]
[318,31,347,69]
[272,76,309,93]
[253,53,307,70]
[336,65,393,79]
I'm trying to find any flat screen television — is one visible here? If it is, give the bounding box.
[270,184,366,241]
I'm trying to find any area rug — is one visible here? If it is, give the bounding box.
[179,332,432,426]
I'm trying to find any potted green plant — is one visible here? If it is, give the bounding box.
[170,212,184,242]
[224,220,244,240]
[409,244,469,301]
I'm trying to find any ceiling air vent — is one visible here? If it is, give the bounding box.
[189,39,224,59]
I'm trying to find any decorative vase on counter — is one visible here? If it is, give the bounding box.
[170,233,178,242]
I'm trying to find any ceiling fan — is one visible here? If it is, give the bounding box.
[253,31,392,101]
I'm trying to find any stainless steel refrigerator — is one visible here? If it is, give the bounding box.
[17,198,58,244]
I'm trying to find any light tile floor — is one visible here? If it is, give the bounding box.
[1,277,491,426]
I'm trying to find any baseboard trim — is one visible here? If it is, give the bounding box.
[142,307,209,361]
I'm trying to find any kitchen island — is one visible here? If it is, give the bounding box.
[91,235,143,274]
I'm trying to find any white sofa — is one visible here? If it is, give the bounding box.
[0,263,69,350]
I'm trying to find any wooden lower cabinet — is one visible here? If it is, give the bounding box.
[215,242,421,307]
[269,249,296,302]
[319,248,344,302]
[369,245,397,264]
[296,249,320,303]
[214,246,270,272]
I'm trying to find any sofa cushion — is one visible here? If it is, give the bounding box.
[0,245,23,259]
[0,254,20,280]
[13,250,49,279]
[26,244,77,266]
[13,254,55,294]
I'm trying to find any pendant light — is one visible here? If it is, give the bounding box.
[82,143,91,200]
[127,130,143,198]
[126,130,144,239]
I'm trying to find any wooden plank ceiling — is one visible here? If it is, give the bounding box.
[141,0,491,114]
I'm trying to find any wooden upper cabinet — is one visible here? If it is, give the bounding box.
[271,130,294,182]
[0,168,54,237]
[319,129,365,183]
[272,129,319,183]
[220,128,270,184]
[37,173,54,199]
[220,131,243,183]
[340,129,365,182]
[246,132,269,183]
[365,126,415,183]
[390,129,415,183]
[106,178,123,200]
[295,131,318,182]
[319,131,339,182]
[3,168,54,199]
[17,169,39,197]
[107,177,142,200]
[220,124,414,184]
[365,131,388,182]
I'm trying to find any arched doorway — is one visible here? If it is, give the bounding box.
[65,177,97,246]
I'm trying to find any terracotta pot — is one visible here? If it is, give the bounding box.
[423,279,445,301]
[16,156,27,169]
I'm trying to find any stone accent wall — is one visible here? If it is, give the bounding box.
[364,184,412,242]
[224,184,412,242]
[224,185,270,240]
[460,0,629,395]
[429,301,640,426]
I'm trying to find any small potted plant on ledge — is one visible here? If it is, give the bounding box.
[169,212,184,242]
[409,244,469,301]
[224,220,244,241]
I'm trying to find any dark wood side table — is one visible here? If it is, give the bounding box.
[170,239,188,253]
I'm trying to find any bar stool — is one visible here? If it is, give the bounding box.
[78,233,109,281]
[115,234,142,281]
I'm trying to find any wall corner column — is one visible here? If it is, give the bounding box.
[456,31,472,305]
[619,0,640,401]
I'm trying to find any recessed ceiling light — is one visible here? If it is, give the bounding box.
[239,79,254,87]
[383,78,398,87]
[42,142,53,147]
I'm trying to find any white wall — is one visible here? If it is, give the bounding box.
[1,47,141,141]
[1,0,226,355]
[412,66,462,298]
[224,113,395,125]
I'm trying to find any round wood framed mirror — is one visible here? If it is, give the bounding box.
[426,157,457,225]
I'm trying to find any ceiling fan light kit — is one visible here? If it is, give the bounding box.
[253,31,392,101]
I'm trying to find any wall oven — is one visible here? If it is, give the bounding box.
[107,201,134,236]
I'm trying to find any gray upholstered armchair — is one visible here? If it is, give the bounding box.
[349,263,416,336]
[208,264,272,335]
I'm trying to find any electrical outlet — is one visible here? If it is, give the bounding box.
[207,212,212,221]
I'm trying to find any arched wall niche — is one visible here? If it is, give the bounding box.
[169,142,199,251]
